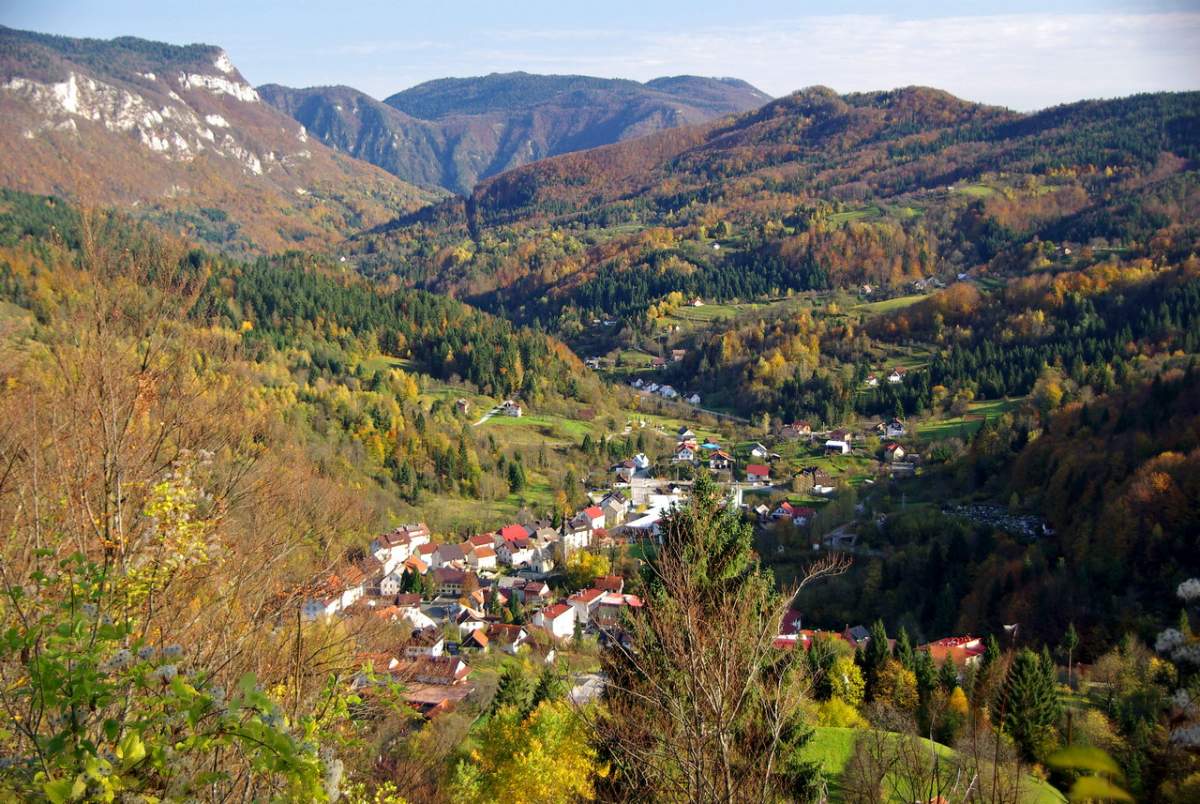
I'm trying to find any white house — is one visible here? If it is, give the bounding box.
[434,543,467,569]
[749,443,770,459]
[887,368,906,384]
[497,538,535,567]
[864,374,879,388]
[600,492,628,527]
[687,393,701,405]
[884,443,906,462]
[501,399,524,417]
[467,545,497,572]
[404,628,445,659]
[824,440,851,455]
[673,444,697,463]
[579,506,606,532]
[659,385,678,399]
[568,587,605,626]
[370,523,431,575]
[746,464,771,483]
[708,450,734,471]
[301,562,370,620]
[380,570,406,598]
[532,603,576,641]
[560,522,591,554]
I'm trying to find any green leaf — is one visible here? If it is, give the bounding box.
[43,778,74,804]
[1048,745,1125,778]
[42,775,86,803]
[117,731,146,767]
[1068,775,1133,802]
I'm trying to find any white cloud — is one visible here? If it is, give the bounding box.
[345,11,1200,110]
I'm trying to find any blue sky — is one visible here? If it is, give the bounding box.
[2,0,1198,109]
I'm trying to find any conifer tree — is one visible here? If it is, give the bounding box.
[862,619,891,700]
[998,648,1062,762]
[595,473,847,801]
[895,626,916,670]
[938,657,959,694]
[491,664,533,715]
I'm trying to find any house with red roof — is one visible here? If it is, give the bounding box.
[708,450,734,471]
[532,602,576,641]
[919,636,987,667]
[467,544,497,572]
[568,587,605,625]
[746,464,771,483]
[593,593,644,627]
[593,575,625,594]
[580,506,606,531]
[498,524,528,543]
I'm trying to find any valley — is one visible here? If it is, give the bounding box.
[0,17,1197,804]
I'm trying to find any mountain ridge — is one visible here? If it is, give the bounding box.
[262,71,771,194]
[0,25,440,254]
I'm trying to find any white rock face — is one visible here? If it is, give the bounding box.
[221,134,263,175]
[140,72,157,81]
[1,69,270,172]
[213,52,235,75]
[178,71,259,103]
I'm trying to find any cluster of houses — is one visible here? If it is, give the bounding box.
[775,612,987,668]
[317,404,934,719]
[629,376,702,406]
[300,492,655,717]
[863,367,908,388]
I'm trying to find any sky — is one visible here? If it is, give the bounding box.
[1,0,1198,110]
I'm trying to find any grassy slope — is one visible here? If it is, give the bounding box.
[801,727,1064,803]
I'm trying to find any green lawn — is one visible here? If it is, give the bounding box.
[956,183,998,198]
[801,727,1064,803]
[479,412,595,446]
[917,398,1023,442]
[829,206,881,225]
[851,294,927,315]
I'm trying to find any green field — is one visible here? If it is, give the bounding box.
[800,727,1064,803]
[478,411,596,446]
[955,183,998,198]
[917,398,1022,442]
[852,294,927,315]
[828,206,882,225]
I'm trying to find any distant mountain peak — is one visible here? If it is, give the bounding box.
[264,72,771,193]
[0,26,437,253]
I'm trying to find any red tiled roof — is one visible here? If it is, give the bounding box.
[747,464,770,476]
[500,524,529,542]
[583,506,603,519]
[569,588,604,604]
[541,603,571,620]
[473,546,496,558]
[593,575,624,593]
[468,534,495,547]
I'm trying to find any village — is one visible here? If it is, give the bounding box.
[298,382,982,723]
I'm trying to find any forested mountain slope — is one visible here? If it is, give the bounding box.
[261,72,771,194]
[0,26,440,254]
[353,87,1200,331]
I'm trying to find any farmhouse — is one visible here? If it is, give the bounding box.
[746,464,771,483]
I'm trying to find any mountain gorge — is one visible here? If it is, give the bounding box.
[261,72,771,194]
[0,26,440,254]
